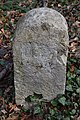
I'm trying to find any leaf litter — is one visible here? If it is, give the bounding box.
[0,0,80,119]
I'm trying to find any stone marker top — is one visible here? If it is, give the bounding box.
[14,7,68,44]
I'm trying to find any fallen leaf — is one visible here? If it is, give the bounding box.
[70,64,75,73]
[71,42,78,47]
[9,104,17,112]
[75,21,80,27]
[0,20,3,24]
[14,106,20,112]
[4,53,9,59]
[1,109,7,114]
[1,28,5,34]
[7,115,18,120]
[28,0,32,3]
[0,39,2,46]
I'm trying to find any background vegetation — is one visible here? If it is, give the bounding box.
[0,0,80,119]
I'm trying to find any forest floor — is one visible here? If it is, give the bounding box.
[0,0,80,119]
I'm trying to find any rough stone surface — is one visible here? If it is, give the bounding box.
[13,7,69,106]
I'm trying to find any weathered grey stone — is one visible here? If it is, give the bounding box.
[13,7,69,106]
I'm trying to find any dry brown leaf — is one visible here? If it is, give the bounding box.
[7,11,16,16]
[14,107,20,112]
[69,53,75,57]
[4,53,9,59]
[9,103,17,112]
[69,46,76,52]
[75,21,80,27]
[0,39,2,45]
[28,0,32,3]
[19,13,24,17]
[1,28,5,34]
[11,18,15,23]
[69,41,78,52]
[7,115,18,120]
[0,20,3,24]
[0,97,4,104]
[69,12,75,22]
[21,115,28,120]
[70,64,75,73]
[71,42,78,47]
[1,109,7,114]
